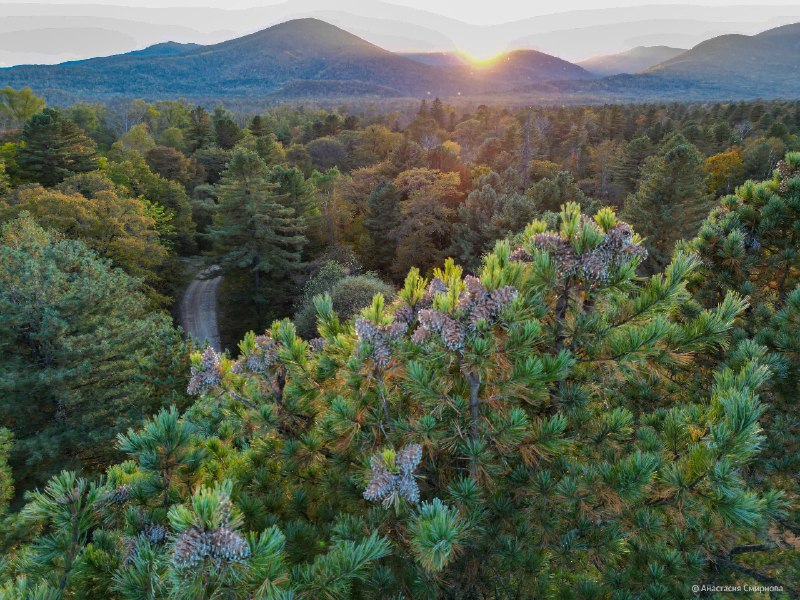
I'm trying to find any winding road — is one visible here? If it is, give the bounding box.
[179,265,223,351]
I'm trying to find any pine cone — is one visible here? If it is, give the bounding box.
[173,528,211,569]
[309,337,326,352]
[208,526,251,562]
[364,464,393,502]
[187,347,223,395]
[144,524,167,546]
[373,340,392,368]
[411,326,430,344]
[581,251,609,282]
[469,298,495,328]
[102,484,130,505]
[393,304,414,324]
[510,247,532,262]
[490,286,517,312]
[440,317,465,351]
[396,472,420,504]
[355,317,379,343]
[396,444,422,473]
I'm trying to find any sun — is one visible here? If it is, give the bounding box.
[459,49,506,66]
[456,40,508,65]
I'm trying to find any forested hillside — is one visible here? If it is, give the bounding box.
[0,88,799,597]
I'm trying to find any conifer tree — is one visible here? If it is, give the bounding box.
[1,205,794,597]
[0,216,187,492]
[624,133,712,271]
[362,181,401,272]
[208,147,306,318]
[17,108,97,187]
[687,153,800,583]
[185,106,215,153]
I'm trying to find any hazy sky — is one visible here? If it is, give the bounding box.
[3,0,800,66]
[14,0,800,25]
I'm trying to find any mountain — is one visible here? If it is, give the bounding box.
[5,3,800,67]
[464,50,594,88]
[0,19,460,101]
[400,52,469,67]
[646,23,800,94]
[0,18,593,102]
[126,42,201,58]
[579,46,686,75]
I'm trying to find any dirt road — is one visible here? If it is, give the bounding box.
[179,265,222,351]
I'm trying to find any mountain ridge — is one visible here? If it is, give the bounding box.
[0,17,798,103]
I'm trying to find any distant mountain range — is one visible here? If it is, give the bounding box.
[579,46,686,76]
[4,2,800,67]
[0,18,799,104]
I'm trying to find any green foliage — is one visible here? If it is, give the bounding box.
[0,429,12,515]
[0,87,45,129]
[6,202,793,598]
[209,147,307,325]
[0,216,188,492]
[623,133,712,271]
[17,108,97,187]
[687,153,800,584]
[2,98,800,598]
[362,181,401,272]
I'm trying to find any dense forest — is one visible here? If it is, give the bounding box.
[0,87,799,597]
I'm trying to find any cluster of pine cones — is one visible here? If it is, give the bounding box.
[363,444,422,505]
[187,346,223,395]
[172,492,250,569]
[100,484,130,505]
[355,317,408,368]
[412,276,517,352]
[232,333,279,374]
[513,221,646,283]
[172,525,251,568]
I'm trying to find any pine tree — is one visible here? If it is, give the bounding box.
[185,106,215,153]
[207,148,306,319]
[612,135,653,193]
[2,205,792,597]
[0,216,188,492]
[248,114,269,138]
[17,108,97,187]
[362,181,401,272]
[623,133,712,271]
[687,153,800,583]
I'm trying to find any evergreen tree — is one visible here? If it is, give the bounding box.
[208,148,306,319]
[624,133,712,270]
[525,170,594,214]
[612,135,653,193]
[17,108,97,187]
[0,216,188,492]
[248,114,269,137]
[213,110,243,150]
[362,181,401,272]
[686,151,800,590]
[185,106,215,153]
[451,174,537,270]
[5,205,791,598]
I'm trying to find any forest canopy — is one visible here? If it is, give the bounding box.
[0,89,798,598]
